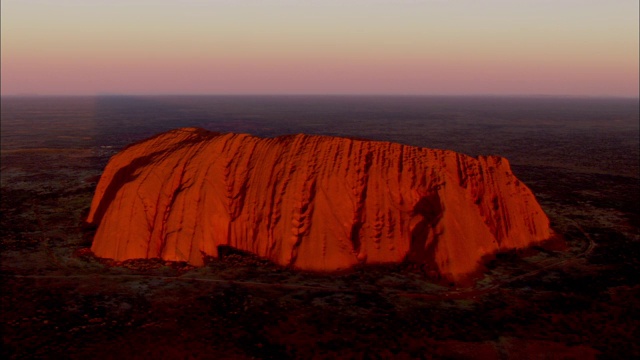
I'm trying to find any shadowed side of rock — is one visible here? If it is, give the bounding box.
[86,128,552,281]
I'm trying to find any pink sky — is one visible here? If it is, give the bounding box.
[2,0,638,97]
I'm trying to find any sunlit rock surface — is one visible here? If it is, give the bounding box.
[86,128,552,280]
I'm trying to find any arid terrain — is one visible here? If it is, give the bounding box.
[2,96,638,358]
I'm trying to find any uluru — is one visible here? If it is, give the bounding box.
[85,127,552,281]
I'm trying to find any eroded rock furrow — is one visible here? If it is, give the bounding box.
[86,128,552,281]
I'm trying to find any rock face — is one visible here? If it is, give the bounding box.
[86,128,552,280]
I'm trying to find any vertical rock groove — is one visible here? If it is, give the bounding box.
[87,128,552,281]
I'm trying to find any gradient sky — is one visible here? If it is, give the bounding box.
[2,0,638,96]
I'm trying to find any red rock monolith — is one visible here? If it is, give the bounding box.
[86,128,552,280]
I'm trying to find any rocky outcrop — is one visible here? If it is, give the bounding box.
[86,128,552,280]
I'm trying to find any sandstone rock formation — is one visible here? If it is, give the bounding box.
[86,128,552,280]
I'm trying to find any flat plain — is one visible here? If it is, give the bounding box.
[1,96,638,358]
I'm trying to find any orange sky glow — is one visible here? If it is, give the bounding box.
[2,0,638,97]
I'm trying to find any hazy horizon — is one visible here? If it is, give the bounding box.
[3,94,639,100]
[2,0,638,97]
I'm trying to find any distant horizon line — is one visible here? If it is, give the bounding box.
[2,93,639,100]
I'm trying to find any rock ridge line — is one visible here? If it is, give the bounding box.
[86,128,552,280]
